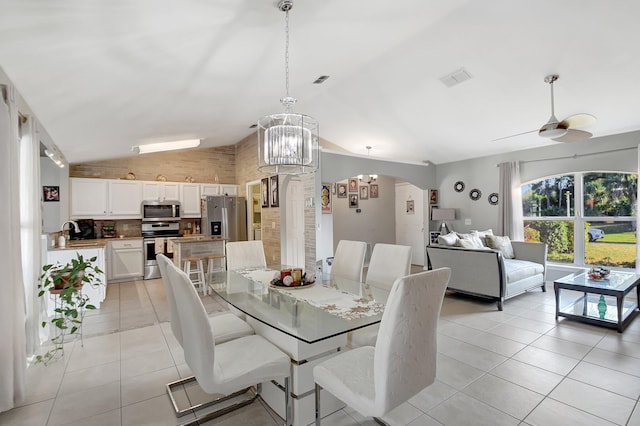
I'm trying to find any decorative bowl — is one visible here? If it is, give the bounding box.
[588,266,610,281]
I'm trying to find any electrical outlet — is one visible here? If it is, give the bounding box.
[465,218,471,225]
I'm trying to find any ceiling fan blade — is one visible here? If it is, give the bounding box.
[560,113,596,129]
[551,129,593,143]
[491,129,538,142]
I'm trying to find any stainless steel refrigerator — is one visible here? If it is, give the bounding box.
[201,196,247,241]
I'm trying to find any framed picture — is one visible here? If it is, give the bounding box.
[430,205,438,220]
[429,231,441,245]
[261,177,269,208]
[348,178,358,193]
[270,175,279,207]
[429,189,438,205]
[406,199,415,214]
[349,194,359,208]
[321,183,332,214]
[43,186,60,202]
[337,183,348,198]
[360,185,369,200]
[370,184,379,198]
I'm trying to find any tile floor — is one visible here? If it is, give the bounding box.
[2,275,640,426]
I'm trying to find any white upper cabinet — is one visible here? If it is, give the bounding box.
[221,185,238,196]
[71,179,109,217]
[180,183,201,217]
[71,178,142,219]
[142,181,180,201]
[108,181,143,217]
[201,184,221,196]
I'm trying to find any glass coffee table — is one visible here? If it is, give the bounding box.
[554,270,640,332]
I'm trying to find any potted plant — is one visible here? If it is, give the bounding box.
[36,252,104,364]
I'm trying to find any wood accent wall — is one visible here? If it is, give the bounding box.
[69,146,236,184]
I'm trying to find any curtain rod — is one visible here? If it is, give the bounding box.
[497,145,638,166]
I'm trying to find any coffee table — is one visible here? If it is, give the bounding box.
[554,270,640,332]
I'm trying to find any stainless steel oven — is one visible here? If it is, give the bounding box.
[142,222,181,279]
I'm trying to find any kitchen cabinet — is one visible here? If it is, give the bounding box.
[201,184,221,196]
[70,178,109,217]
[109,180,143,217]
[108,239,144,282]
[71,178,142,219]
[180,183,201,217]
[201,184,239,197]
[46,246,106,313]
[142,181,180,201]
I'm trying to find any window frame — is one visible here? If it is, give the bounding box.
[522,171,637,270]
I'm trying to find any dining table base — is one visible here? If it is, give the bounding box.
[243,314,348,426]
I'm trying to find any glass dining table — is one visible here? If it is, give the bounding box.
[207,267,387,426]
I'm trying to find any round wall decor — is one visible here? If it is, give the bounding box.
[454,181,465,192]
[488,193,499,205]
[469,188,482,201]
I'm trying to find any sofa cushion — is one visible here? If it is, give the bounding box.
[504,259,544,283]
[486,235,514,259]
[456,232,484,248]
[471,229,494,246]
[437,232,459,246]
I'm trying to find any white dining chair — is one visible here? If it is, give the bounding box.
[166,261,292,425]
[330,240,367,282]
[313,268,451,425]
[157,254,254,346]
[225,240,267,271]
[350,243,412,347]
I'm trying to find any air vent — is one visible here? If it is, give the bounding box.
[439,68,473,87]
[313,75,330,84]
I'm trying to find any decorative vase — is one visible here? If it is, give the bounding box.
[597,295,607,319]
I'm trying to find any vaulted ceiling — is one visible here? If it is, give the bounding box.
[1,0,639,165]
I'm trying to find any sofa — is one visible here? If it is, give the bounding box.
[426,236,547,310]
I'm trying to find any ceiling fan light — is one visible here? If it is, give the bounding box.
[538,116,568,138]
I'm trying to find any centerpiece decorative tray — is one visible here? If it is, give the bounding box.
[588,266,610,281]
[270,269,316,289]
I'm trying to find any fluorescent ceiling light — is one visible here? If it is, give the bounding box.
[133,139,201,154]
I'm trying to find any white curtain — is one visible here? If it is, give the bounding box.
[497,161,524,240]
[20,116,42,355]
[0,85,27,412]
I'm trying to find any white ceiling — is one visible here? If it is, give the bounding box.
[1,0,640,165]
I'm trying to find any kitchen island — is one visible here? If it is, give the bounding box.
[169,235,226,272]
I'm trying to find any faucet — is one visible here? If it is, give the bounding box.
[58,221,80,248]
[61,220,80,234]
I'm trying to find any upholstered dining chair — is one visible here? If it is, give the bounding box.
[166,260,292,425]
[156,254,253,346]
[330,240,368,282]
[225,240,267,271]
[313,268,451,425]
[350,243,412,347]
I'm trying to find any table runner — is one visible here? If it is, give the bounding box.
[236,269,384,320]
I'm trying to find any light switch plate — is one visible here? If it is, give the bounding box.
[465,218,471,225]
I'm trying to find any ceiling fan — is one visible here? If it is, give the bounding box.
[494,74,596,142]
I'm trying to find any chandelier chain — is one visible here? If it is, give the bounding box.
[284,9,290,101]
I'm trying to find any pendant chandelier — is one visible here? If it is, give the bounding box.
[257,0,319,175]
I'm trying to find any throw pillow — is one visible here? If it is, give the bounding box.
[471,229,494,246]
[437,231,459,246]
[456,232,484,249]
[456,238,481,249]
[485,235,515,259]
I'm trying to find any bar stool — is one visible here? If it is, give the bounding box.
[182,256,206,294]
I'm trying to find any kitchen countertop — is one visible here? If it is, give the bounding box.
[49,236,143,251]
[169,235,224,243]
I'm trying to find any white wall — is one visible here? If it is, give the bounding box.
[435,130,640,234]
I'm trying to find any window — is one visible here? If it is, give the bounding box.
[522,172,637,269]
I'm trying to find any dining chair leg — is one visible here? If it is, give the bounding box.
[284,377,291,426]
[315,383,322,426]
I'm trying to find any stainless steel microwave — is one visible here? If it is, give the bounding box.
[141,200,181,222]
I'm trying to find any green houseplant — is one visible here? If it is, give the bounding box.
[36,252,104,364]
